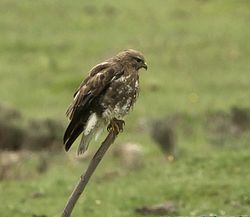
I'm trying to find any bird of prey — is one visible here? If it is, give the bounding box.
[63,49,147,155]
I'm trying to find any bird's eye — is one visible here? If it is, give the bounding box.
[135,57,142,63]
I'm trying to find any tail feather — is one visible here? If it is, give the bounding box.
[63,112,90,151]
[77,115,104,155]
[64,124,83,151]
[77,132,93,155]
[63,117,79,144]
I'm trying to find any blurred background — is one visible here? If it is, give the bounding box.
[0,0,250,216]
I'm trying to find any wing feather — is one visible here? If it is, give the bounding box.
[63,61,121,151]
[72,61,111,98]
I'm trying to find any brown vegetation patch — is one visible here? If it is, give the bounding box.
[135,201,177,215]
[0,104,64,151]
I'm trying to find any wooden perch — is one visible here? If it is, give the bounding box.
[61,129,119,217]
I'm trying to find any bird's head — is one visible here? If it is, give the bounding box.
[116,49,148,71]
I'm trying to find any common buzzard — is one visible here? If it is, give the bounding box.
[63,49,147,154]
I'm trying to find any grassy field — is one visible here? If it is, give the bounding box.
[0,0,250,216]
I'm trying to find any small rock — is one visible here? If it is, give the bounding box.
[113,143,143,168]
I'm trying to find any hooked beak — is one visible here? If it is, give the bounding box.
[142,62,148,70]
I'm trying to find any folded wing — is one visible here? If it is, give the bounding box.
[63,62,118,151]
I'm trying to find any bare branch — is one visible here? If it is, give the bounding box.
[61,130,119,217]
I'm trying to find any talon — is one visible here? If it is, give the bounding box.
[107,122,113,132]
[107,119,125,133]
[114,123,120,133]
[119,121,125,132]
[114,118,125,133]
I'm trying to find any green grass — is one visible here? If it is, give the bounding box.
[0,0,250,216]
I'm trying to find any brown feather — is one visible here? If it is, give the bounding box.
[64,66,119,151]
[63,49,147,153]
